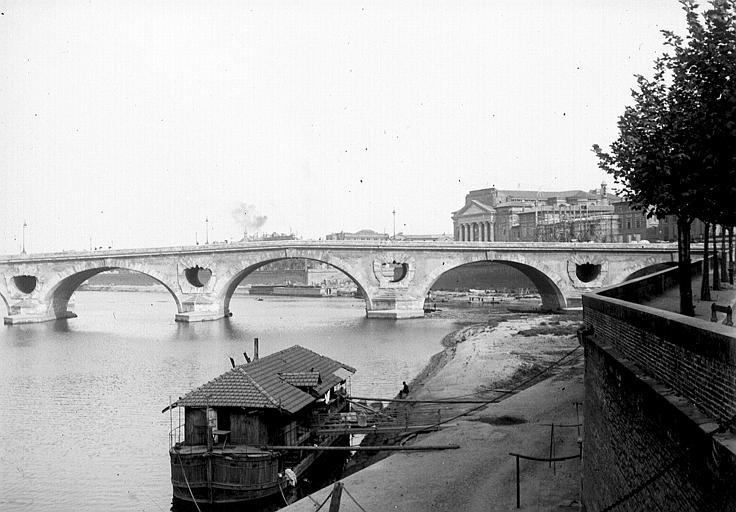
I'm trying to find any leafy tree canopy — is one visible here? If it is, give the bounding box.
[594,0,736,226]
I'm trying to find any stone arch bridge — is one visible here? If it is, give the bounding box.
[0,241,681,325]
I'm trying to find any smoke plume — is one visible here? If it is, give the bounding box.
[232,203,267,239]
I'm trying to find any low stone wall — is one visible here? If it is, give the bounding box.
[581,263,736,511]
[597,259,700,303]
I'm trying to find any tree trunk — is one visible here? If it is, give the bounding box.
[729,227,734,285]
[701,221,711,301]
[712,224,720,291]
[677,216,694,316]
[720,224,728,283]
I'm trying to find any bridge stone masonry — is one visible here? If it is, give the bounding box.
[0,240,683,325]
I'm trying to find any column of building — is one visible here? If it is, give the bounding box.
[456,220,496,241]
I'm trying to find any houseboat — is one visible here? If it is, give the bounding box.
[164,344,355,506]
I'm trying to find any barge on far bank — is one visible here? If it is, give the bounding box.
[164,344,355,505]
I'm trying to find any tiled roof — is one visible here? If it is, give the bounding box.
[173,345,355,414]
[279,371,321,388]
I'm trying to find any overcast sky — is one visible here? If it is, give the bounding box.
[0,1,687,254]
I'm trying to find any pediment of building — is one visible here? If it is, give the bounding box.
[453,200,495,219]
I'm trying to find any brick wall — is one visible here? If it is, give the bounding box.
[584,296,736,424]
[583,340,736,511]
[582,263,736,511]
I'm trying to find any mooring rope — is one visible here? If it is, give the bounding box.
[313,488,335,511]
[343,485,369,512]
[277,479,290,507]
[306,493,322,507]
[175,451,203,512]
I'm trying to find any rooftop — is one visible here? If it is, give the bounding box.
[171,345,355,414]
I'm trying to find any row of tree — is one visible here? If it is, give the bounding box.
[594,0,736,315]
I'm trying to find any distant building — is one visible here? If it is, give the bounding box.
[259,233,297,241]
[392,233,454,242]
[612,201,659,242]
[452,184,620,242]
[657,215,710,242]
[325,229,390,241]
[240,233,297,242]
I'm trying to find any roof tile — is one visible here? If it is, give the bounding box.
[174,345,355,414]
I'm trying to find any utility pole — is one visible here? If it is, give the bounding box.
[21,220,27,254]
[243,208,248,241]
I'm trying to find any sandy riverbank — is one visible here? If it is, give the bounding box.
[283,312,585,511]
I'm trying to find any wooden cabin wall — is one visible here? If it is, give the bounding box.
[229,411,270,445]
[265,412,293,445]
[282,420,298,446]
[184,408,207,445]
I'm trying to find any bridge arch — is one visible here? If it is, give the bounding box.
[220,256,371,316]
[418,257,567,311]
[44,267,182,319]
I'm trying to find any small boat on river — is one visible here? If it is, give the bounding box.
[164,344,355,506]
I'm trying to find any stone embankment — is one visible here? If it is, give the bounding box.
[284,312,585,512]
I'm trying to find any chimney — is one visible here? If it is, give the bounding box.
[253,337,259,361]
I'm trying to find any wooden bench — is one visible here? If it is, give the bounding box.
[711,303,734,326]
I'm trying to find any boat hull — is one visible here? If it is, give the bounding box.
[171,449,282,504]
[170,435,349,505]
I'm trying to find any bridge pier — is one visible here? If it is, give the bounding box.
[365,293,425,320]
[174,293,226,323]
[3,299,77,325]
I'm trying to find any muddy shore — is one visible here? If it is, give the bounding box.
[283,307,585,511]
[342,308,582,480]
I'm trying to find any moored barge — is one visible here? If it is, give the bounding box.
[164,344,355,505]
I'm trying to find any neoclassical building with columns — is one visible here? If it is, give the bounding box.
[452,185,615,242]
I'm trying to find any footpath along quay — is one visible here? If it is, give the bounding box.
[283,316,585,512]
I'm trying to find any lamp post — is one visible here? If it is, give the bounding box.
[392,208,396,239]
[21,220,27,254]
[205,218,209,244]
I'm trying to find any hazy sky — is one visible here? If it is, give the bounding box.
[1,1,687,254]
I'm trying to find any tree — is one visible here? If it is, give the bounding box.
[593,57,698,315]
[594,0,736,316]
[669,1,736,292]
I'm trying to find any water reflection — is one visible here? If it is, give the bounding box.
[52,318,72,333]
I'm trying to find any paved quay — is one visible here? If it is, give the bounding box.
[283,316,584,512]
[643,272,735,321]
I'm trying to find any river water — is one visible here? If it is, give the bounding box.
[0,291,462,512]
